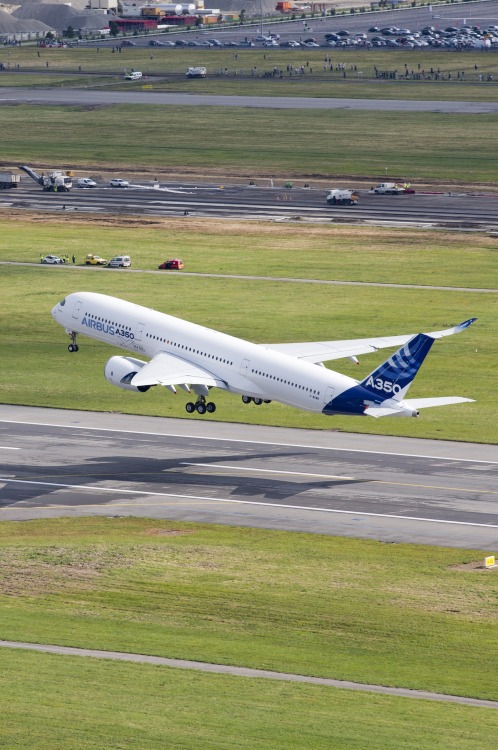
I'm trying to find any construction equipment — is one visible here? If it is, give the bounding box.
[326,189,359,206]
[19,165,72,192]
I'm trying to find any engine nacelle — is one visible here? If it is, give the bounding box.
[104,356,151,392]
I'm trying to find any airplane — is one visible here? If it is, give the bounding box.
[51,292,476,419]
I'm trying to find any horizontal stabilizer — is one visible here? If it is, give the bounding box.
[403,397,474,409]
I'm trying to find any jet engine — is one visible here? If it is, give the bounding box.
[104,356,152,392]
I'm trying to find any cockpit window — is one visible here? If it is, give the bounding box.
[60,298,66,307]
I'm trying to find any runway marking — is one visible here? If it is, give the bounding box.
[1,419,497,465]
[1,477,497,529]
[181,462,355,480]
[0,446,20,450]
[181,462,498,495]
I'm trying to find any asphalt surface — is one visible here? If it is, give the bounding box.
[2,86,498,113]
[1,405,496,549]
[3,180,498,228]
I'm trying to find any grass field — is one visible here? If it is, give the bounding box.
[0,215,496,443]
[1,102,498,183]
[0,517,496,702]
[2,46,498,101]
[3,648,497,750]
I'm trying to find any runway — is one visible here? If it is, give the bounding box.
[0,405,496,550]
[2,87,498,114]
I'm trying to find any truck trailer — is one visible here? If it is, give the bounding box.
[0,171,21,189]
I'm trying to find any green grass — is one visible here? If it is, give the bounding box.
[0,217,496,442]
[3,649,497,750]
[2,102,498,183]
[2,648,498,750]
[0,517,497,703]
[2,46,498,100]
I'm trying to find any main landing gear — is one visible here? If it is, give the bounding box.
[242,396,272,405]
[67,331,79,353]
[185,396,216,415]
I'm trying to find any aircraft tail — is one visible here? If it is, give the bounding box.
[359,332,434,402]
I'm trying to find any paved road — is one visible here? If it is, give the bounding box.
[3,180,498,229]
[1,405,496,549]
[2,86,498,112]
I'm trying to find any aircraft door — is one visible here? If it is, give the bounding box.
[72,301,82,320]
[323,386,336,404]
[240,358,250,376]
[135,322,145,341]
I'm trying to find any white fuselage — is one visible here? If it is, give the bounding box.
[51,292,358,414]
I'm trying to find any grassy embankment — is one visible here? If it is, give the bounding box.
[0,216,496,443]
[1,103,498,183]
[0,517,497,750]
[2,46,498,100]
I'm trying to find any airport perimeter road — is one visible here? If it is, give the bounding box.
[4,181,498,228]
[0,405,497,550]
[1,87,498,113]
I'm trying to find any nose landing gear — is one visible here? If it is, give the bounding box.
[67,331,79,352]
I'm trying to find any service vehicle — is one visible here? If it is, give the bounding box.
[158,258,184,270]
[0,171,21,189]
[326,189,359,206]
[186,66,207,78]
[41,254,64,264]
[373,182,415,194]
[108,255,131,268]
[110,178,129,188]
[77,177,97,188]
[124,71,142,80]
[85,254,108,266]
[19,165,72,192]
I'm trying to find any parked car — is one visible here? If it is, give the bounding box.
[158,258,184,270]
[85,254,107,266]
[41,254,64,264]
[77,178,97,188]
[148,40,164,47]
[121,40,136,47]
[108,255,131,268]
[110,178,129,188]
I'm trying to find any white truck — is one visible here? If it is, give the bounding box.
[326,189,359,206]
[19,165,72,192]
[372,182,414,195]
[186,66,207,78]
[0,171,21,189]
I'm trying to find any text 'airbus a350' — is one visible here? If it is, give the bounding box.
[51,292,476,419]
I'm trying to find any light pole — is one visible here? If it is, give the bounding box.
[260,0,263,36]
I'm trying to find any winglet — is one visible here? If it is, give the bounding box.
[427,317,477,339]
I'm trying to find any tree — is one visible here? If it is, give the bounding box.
[63,25,75,38]
[239,9,246,24]
[109,21,119,37]
[195,15,202,27]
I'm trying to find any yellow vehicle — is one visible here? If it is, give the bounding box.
[85,254,107,266]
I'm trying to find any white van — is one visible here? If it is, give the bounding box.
[125,71,142,80]
[108,255,131,268]
[77,177,97,188]
[186,66,207,78]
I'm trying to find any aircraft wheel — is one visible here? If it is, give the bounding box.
[206,402,216,413]
[253,398,263,406]
[264,400,272,404]
[196,403,207,415]
[185,402,195,414]
[242,395,252,404]
[68,344,78,353]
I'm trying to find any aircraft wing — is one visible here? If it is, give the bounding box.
[131,351,226,389]
[262,318,476,363]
